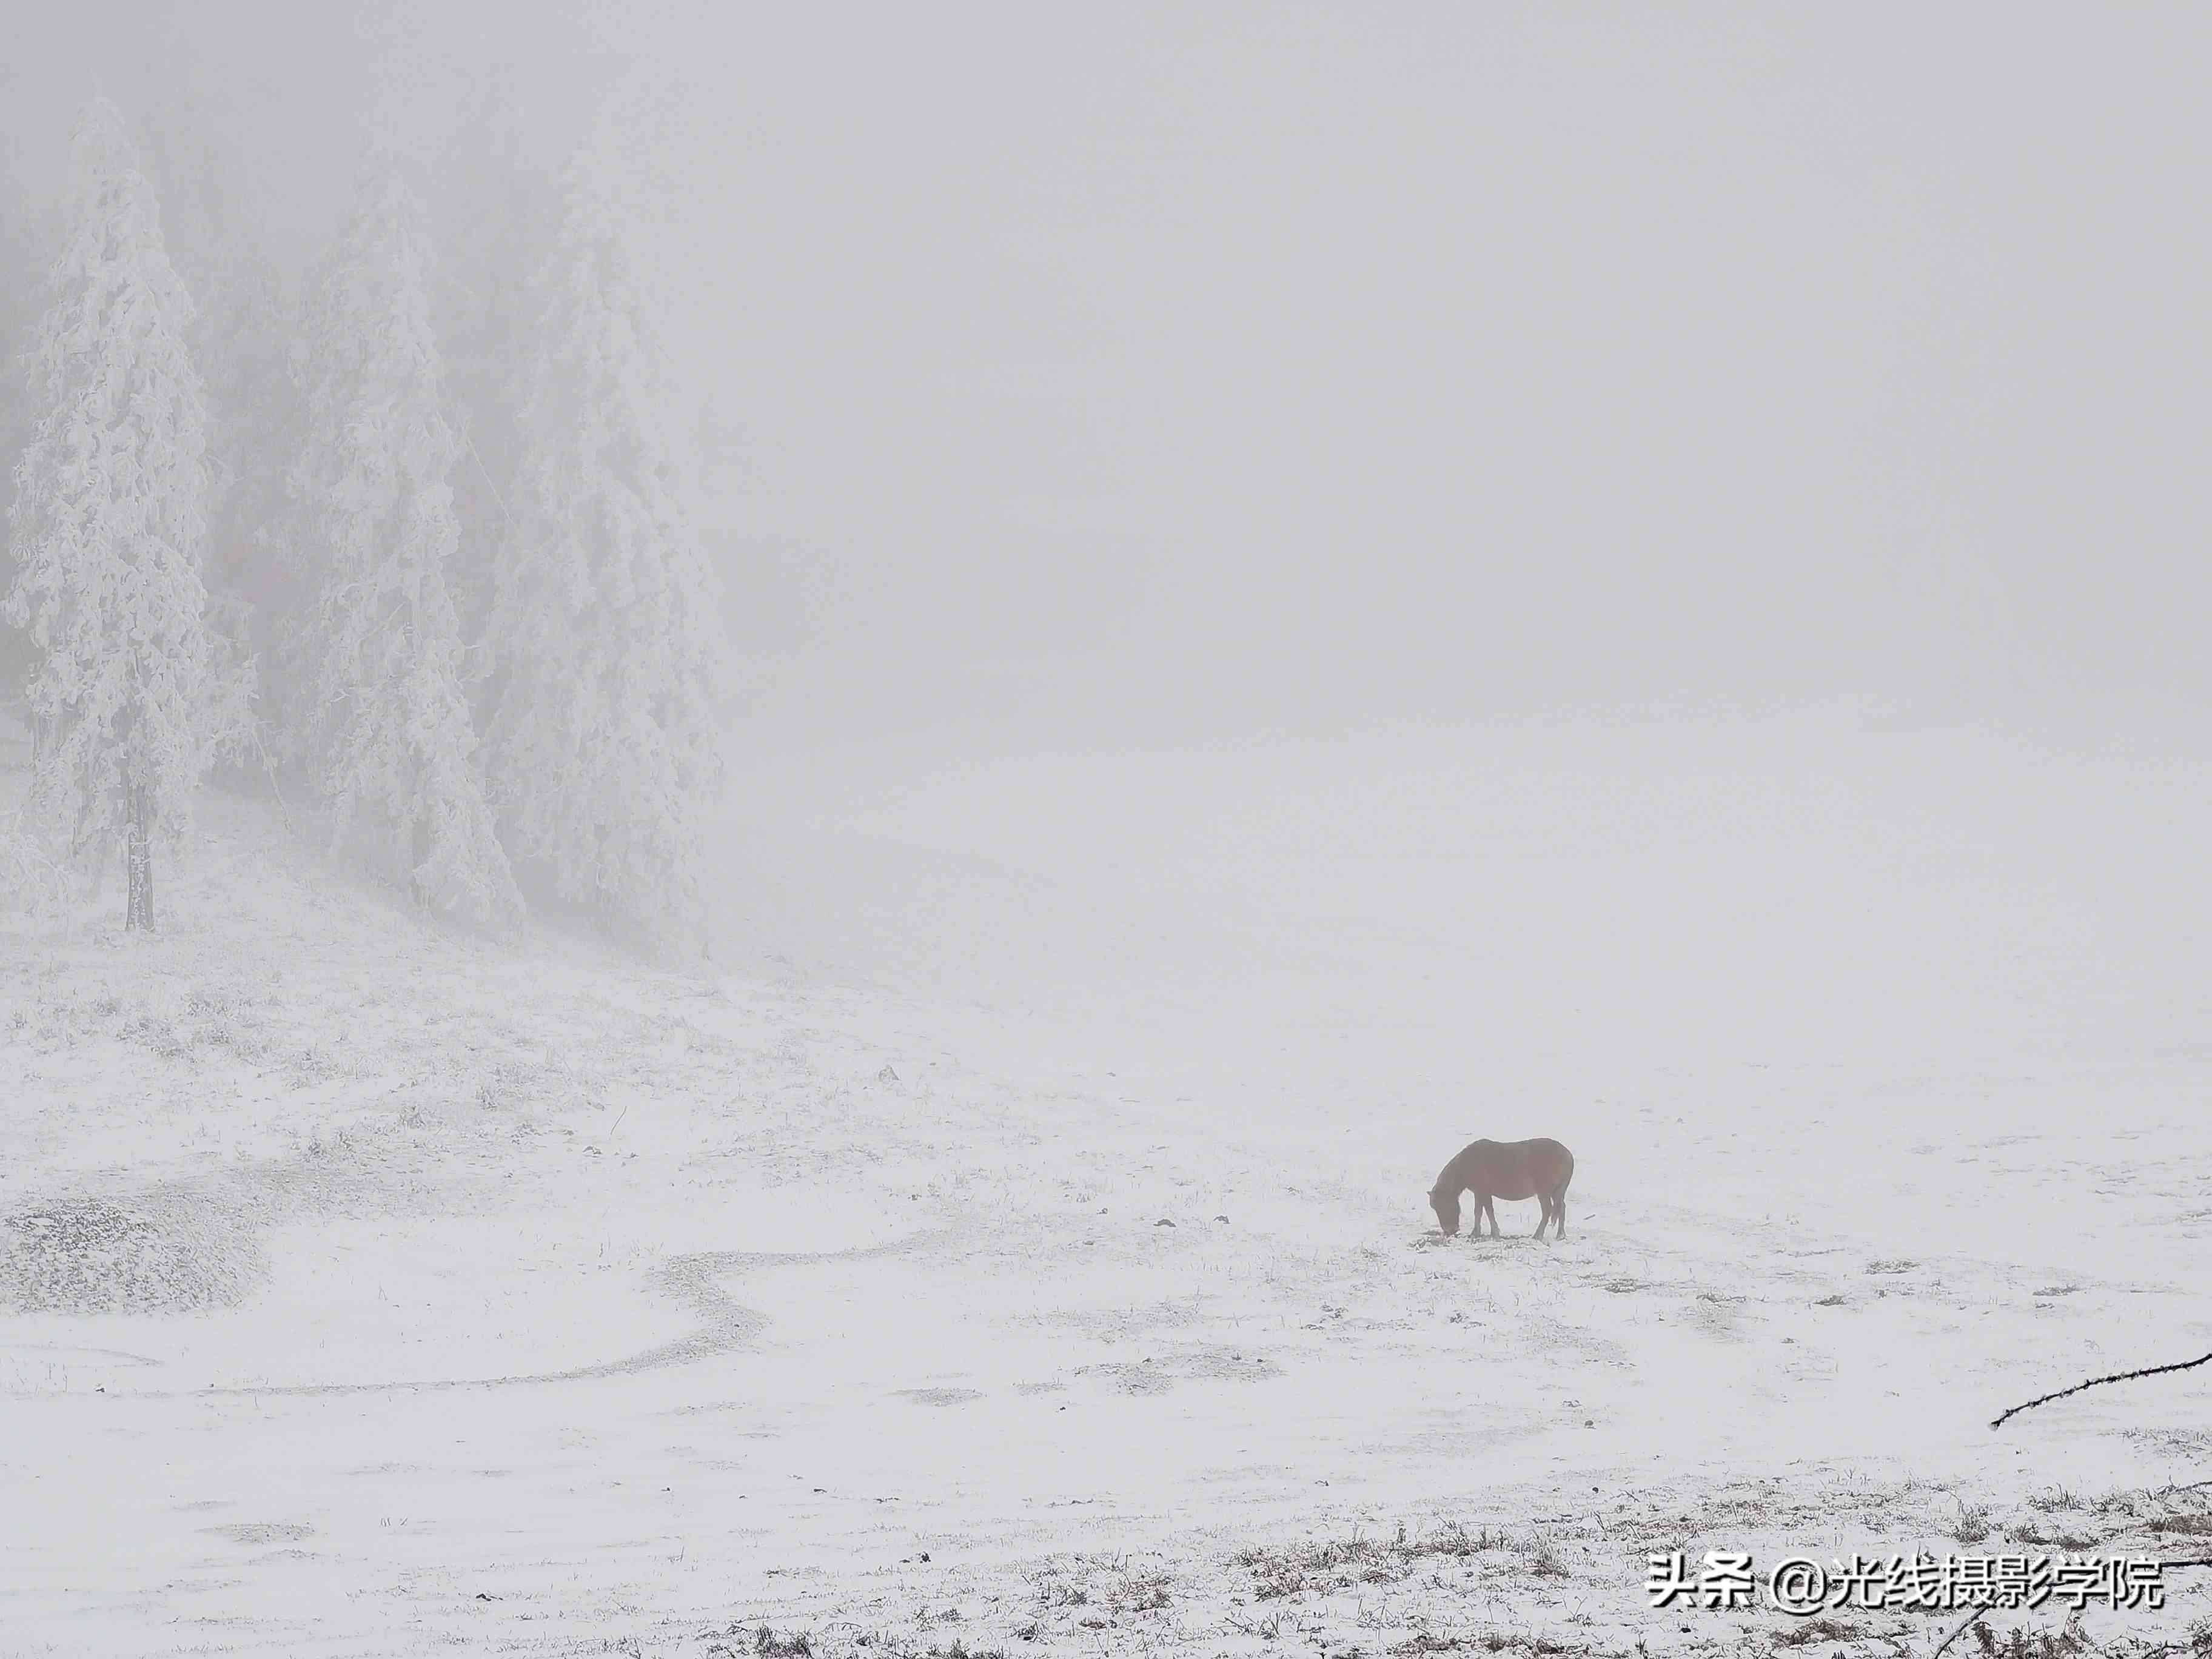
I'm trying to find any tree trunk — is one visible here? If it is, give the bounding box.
[592,827,615,936]
[126,780,155,931]
[404,813,427,911]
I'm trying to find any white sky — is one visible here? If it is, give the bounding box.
[3,3,2207,746]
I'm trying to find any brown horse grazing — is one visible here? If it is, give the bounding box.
[1429,1137,1575,1240]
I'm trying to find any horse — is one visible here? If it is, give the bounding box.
[1427,1136,1575,1240]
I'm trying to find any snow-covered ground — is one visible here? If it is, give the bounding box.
[5,695,2212,1657]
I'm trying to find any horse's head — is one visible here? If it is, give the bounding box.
[1428,1185,1461,1237]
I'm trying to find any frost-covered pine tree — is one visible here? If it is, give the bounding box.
[278,146,521,925]
[139,99,286,774]
[190,262,290,769]
[482,149,728,937]
[434,84,550,694]
[4,97,216,930]
[0,175,53,705]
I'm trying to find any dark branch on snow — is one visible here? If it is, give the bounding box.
[1990,1349,2212,1430]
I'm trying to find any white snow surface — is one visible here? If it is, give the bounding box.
[5,695,2212,1655]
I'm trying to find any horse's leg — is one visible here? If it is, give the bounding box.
[1533,1195,1553,1240]
[1553,1187,1567,1239]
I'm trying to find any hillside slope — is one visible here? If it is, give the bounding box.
[5,700,2212,1657]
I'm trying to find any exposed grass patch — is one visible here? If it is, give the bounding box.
[475,1052,596,1113]
[1525,1535,1572,1578]
[1241,1538,1395,1601]
[1949,1497,1993,1544]
[1389,1632,1593,1657]
[1970,1614,2094,1659]
[1236,1523,1518,1600]
[1034,1575,1087,1609]
[1026,1553,1176,1618]
[830,1637,1012,1659]
[1773,1617,1868,1647]
[2003,1517,2101,1551]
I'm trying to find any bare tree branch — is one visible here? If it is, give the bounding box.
[1991,1350,2212,1430]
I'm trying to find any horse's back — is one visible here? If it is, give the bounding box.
[1454,1135,1574,1199]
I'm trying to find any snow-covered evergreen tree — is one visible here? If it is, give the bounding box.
[190,263,292,771]
[138,103,287,774]
[435,103,552,722]
[482,148,728,937]
[3,97,216,930]
[1,173,58,706]
[278,145,520,925]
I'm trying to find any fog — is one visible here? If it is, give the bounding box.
[7,4,2208,749]
[14,12,2212,1649]
[6,4,2212,1051]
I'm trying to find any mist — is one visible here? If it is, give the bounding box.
[4,0,2205,1070]
[8,5,2207,747]
[6,9,2212,1647]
